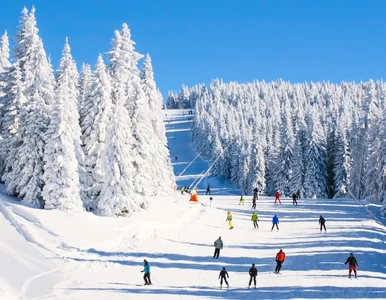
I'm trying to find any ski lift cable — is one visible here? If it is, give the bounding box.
[346,189,386,228]
[193,142,233,189]
[189,170,206,190]
[178,152,202,177]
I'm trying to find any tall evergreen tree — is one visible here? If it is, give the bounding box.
[81,55,113,209]
[140,53,175,194]
[273,95,294,195]
[3,7,55,206]
[0,63,26,177]
[42,39,83,210]
[119,24,156,197]
[78,63,93,125]
[97,29,140,216]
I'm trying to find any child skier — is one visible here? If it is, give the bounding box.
[275,249,286,273]
[226,211,234,229]
[141,259,152,285]
[319,215,326,232]
[344,253,358,278]
[271,214,279,231]
[239,195,244,205]
[251,212,259,229]
[248,263,258,289]
[219,267,229,289]
[275,191,281,204]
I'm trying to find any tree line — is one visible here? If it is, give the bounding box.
[0,7,175,216]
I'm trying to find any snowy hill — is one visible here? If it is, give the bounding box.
[0,110,385,299]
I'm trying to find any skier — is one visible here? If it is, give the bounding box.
[141,259,152,285]
[253,187,259,200]
[344,253,358,278]
[292,193,298,205]
[271,214,279,231]
[218,267,229,289]
[248,263,258,289]
[275,249,286,273]
[251,212,259,229]
[274,191,281,204]
[206,185,211,195]
[319,215,326,232]
[213,236,223,259]
[181,187,184,195]
[226,211,234,229]
[296,189,301,200]
[239,195,244,205]
[175,156,178,161]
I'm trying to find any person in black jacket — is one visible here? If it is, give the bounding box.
[206,185,211,195]
[292,193,298,205]
[344,253,358,278]
[319,215,326,232]
[218,267,229,289]
[248,263,258,289]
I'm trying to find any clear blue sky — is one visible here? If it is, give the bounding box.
[1,0,386,98]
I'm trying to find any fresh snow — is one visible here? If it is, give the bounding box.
[0,110,385,299]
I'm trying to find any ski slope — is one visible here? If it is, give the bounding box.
[0,110,385,299]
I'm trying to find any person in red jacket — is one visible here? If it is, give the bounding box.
[275,249,286,273]
[274,191,281,204]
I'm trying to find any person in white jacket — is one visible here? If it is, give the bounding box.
[213,236,223,259]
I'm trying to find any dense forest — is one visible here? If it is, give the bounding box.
[168,79,386,215]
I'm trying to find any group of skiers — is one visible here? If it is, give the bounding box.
[141,251,359,287]
[273,189,301,205]
[152,185,357,288]
[226,210,327,233]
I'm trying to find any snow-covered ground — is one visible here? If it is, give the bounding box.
[0,110,385,299]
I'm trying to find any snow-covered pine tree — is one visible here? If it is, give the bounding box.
[118,24,158,198]
[333,116,351,198]
[349,82,374,199]
[81,54,113,209]
[42,39,83,210]
[0,63,26,177]
[363,81,381,200]
[96,29,140,216]
[0,31,11,97]
[0,31,12,173]
[177,85,191,109]
[78,63,92,125]
[273,95,294,196]
[166,91,178,109]
[302,109,328,198]
[140,53,175,194]
[3,7,55,206]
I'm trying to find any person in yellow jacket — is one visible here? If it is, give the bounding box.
[251,212,259,229]
[239,195,244,205]
[226,211,234,229]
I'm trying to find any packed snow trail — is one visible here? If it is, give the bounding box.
[165,110,241,196]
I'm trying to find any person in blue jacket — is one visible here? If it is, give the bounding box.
[271,214,279,231]
[141,259,152,285]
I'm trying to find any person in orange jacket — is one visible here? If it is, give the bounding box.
[275,249,286,273]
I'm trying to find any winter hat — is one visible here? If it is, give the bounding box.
[223,267,226,270]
